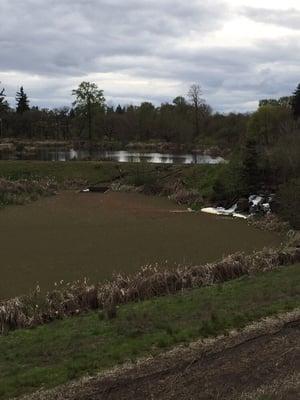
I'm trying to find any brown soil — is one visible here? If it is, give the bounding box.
[22,311,300,400]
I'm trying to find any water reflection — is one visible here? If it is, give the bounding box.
[2,148,226,164]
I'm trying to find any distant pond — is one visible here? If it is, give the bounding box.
[1,148,226,164]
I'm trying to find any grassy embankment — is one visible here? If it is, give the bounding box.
[0,160,222,207]
[0,263,299,399]
[0,160,122,184]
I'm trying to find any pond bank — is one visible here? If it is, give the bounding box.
[0,263,299,399]
[0,138,229,157]
[0,191,282,299]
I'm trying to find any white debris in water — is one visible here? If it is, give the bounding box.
[201,204,248,219]
[262,203,271,212]
[202,193,274,220]
[232,212,248,219]
[249,194,272,214]
[249,195,263,206]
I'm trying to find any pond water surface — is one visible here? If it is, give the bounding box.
[1,148,225,164]
[0,192,280,299]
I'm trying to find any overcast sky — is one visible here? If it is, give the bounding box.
[1,0,299,112]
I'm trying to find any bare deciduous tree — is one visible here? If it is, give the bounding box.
[187,84,205,139]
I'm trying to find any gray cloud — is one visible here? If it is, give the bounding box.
[241,7,300,31]
[0,0,299,112]
[0,0,226,76]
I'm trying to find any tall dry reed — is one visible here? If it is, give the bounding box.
[1,246,299,334]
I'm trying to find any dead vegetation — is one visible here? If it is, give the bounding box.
[237,373,300,400]
[0,178,57,206]
[1,245,299,335]
[248,213,291,233]
[112,182,203,207]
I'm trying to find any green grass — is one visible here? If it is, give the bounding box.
[0,160,122,184]
[0,264,299,399]
[0,160,182,184]
[0,160,222,192]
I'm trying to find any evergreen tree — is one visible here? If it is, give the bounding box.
[16,86,30,114]
[0,83,9,113]
[291,83,300,119]
[240,138,261,194]
[115,104,124,114]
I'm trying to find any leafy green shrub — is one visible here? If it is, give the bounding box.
[277,178,300,229]
[212,155,244,202]
[123,165,157,187]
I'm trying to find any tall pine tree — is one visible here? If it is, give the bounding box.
[240,138,261,194]
[291,83,300,119]
[16,86,30,114]
[0,83,9,113]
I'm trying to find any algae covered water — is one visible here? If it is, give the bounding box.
[0,191,280,298]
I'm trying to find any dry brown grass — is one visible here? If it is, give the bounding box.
[0,178,57,206]
[168,187,202,205]
[1,245,300,334]
[248,213,290,233]
[236,372,300,400]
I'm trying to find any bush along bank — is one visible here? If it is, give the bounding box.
[0,161,294,228]
[110,177,294,231]
[105,162,296,226]
[1,243,300,335]
[0,178,57,207]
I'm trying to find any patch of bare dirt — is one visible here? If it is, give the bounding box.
[20,310,300,400]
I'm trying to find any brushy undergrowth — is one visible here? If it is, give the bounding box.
[0,178,57,206]
[248,213,290,233]
[112,178,203,207]
[1,245,299,334]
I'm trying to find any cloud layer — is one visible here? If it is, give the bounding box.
[0,0,299,112]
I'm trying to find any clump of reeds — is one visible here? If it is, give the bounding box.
[285,230,300,248]
[168,188,202,205]
[1,246,299,334]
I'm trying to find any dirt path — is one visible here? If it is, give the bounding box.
[21,310,300,400]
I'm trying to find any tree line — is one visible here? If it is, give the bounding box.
[1,81,299,146]
[0,81,251,147]
[1,81,299,149]
[209,84,300,228]
[0,80,299,226]
[0,82,300,148]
